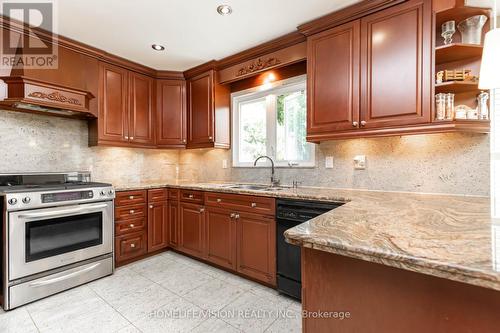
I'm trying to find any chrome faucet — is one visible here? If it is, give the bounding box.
[254,155,280,187]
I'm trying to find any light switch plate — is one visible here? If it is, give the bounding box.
[222,159,228,169]
[325,156,334,169]
[354,155,366,170]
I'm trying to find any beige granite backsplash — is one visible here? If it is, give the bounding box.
[179,133,490,196]
[0,110,179,184]
[0,109,490,196]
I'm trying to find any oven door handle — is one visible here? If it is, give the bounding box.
[28,262,102,287]
[18,203,109,220]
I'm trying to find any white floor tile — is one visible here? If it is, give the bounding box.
[264,310,302,333]
[129,255,187,283]
[157,264,216,296]
[191,318,241,333]
[114,324,141,333]
[89,267,153,301]
[183,279,245,311]
[27,286,129,333]
[0,307,38,333]
[132,295,204,333]
[104,283,176,322]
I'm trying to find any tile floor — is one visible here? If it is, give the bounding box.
[0,251,302,333]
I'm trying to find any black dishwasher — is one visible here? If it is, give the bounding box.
[276,198,343,300]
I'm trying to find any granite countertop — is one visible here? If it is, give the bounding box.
[112,180,498,291]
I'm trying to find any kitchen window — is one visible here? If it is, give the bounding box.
[232,75,315,167]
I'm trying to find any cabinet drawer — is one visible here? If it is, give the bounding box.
[180,190,204,204]
[116,190,147,206]
[168,189,180,200]
[115,231,147,262]
[115,217,146,236]
[115,204,147,220]
[205,192,275,216]
[148,188,168,203]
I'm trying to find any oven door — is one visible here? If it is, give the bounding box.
[8,201,113,280]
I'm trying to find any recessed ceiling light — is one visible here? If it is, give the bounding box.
[217,4,232,16]
[151,44,165,51]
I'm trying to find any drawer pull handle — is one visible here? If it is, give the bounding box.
[129,224,135,228]
[129,196,134,200]
[217,198,222,203]
[130,210,135,214]
[251,203,257,208]
[130,243,136,248]
[188,194,194,199]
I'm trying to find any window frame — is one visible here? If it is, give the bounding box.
[231,75,315,168]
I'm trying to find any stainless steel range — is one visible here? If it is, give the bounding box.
[0,172,115,310]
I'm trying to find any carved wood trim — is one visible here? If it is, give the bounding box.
[28,91,82,105]
[236,57,282,76]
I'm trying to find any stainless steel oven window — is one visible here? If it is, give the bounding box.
[25,212,103,262]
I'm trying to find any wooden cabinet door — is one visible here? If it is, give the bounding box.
[179,202,205,258]
[360,0,431,129]
[188,71,214,146]
[168,200,179,248]
[156,80,187,147]
[205,207,236,270]
[147,201,168,252]
[307,20,360,135]
[129,72,154,145]
[98,62,128,143]
[236,212,276,285]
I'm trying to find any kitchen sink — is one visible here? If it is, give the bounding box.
[221,184,289,191]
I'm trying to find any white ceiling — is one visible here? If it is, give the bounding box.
[49,0,360,71]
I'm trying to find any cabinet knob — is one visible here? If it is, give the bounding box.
[129,224,135,228]
[183,139,187,143]
[352,121,359,127]
[149,205,153,209]
[235,214,240,219]
[251,203,257,208]
[130,137,134,140]
[130,210,135,214]
[130,243,136,248]
[216,198,222,203]
[360,121,367,127]
[230,213,236,218]
[199,208,205,213]
[129,195,134,200]
[208,136,213,140]
[124,136,129,140]
[188,194,194,199]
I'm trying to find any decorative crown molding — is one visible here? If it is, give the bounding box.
[28,91,82,105]
[236,57,282,77]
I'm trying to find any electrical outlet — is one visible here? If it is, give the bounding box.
[353,155,366,170]
[325,156,334,169]
[222,159,228,169]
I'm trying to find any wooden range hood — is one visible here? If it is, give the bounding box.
[0,76,95,118]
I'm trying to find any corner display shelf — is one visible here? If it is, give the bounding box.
[435,43,483,64]
[432,3,491,133]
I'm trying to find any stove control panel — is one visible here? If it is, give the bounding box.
[4,186,115,211]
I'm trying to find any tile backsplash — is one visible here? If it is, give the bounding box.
[0,110,490,196]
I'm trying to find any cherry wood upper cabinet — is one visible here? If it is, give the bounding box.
[359,0,431,129]
[307,20,360,136]
[205,207,236,270]
[129,72,154,145]
[236,211,276,285]
[179,202,206,258]
[156,80,187,148]
[187,70,230,149]
[147,201,169,252]
[98,62,128,144]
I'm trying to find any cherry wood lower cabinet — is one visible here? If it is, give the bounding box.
[147,201,169,252]
[205,206,236,270]
[168,200,180,248]
[236,211,276,285]
[179,202,206,258]
[115,231,148,263]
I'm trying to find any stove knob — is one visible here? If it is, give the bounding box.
[100,190,106,196]
[22,197,31,204]
[108,189,114,195]
[8,198,17,205]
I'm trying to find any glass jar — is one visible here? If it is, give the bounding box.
[477,91,489,120]
[445,93,454,120]
[435,93,446,120]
